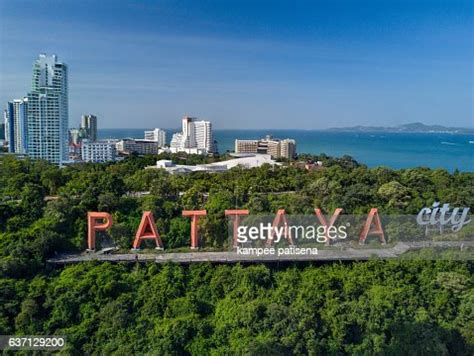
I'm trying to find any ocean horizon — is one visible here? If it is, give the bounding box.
[98,128,474,172]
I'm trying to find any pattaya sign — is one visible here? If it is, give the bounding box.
[86,208,386,251]
[86,203,471,252]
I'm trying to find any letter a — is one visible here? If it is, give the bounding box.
[132,211,164,250]
[359,208,386,245]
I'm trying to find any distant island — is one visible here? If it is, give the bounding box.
[327,122,474,134]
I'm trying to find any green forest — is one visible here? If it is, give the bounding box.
[0,153,473,354]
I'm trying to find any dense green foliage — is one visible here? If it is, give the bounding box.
[0,154,473,354]
[2,261,473,355]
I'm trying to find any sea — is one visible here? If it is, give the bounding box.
[99,129,474,172]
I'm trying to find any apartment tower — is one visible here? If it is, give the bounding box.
[27,54,69,165]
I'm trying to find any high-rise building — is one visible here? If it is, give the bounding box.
[169,116,216,154]
[0,122,4,141]
[144,128,166,147]
[2,111,6,138]
[5,108,13,152]
[1,112,6,147]
[27,54,69,165]
[235,135,296,159]
[4,110,11,151]
[280,138,297,160]
[182,116,196,148]
[80,114,97,141]
[194,120,214,153]
[5,98,29,153]
[69,128,88,146]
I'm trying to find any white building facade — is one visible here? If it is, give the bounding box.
[27,54,69,165]
[6,98,29,154]
[194,120,214,153]
[3,110,9,146]
[148,154,278,174]
[144,128,166,147]
[169,116,216,154]
[82,140,116,163]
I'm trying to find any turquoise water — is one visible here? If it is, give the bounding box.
[99,128,474,172]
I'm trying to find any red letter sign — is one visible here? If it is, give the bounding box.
[266,209,295,247]
[225,209,249,248]
[359,208,386,245]
[132,211,164,250]
[182,210,207,249]
[87,212,113,251]
[315,208,343,245]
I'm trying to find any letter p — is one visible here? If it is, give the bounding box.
[87,212,113,251]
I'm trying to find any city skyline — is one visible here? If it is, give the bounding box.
[1,0,472,129]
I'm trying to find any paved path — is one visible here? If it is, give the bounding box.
[47,241,473,265]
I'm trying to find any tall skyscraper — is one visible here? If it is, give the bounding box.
[6,98,29,153]
[80,114,97,142]
[194,120,214,153]
[2,110,9,147]
[182,116,196,148]
[27,54,69,165]
[0,122,4,141]
[4,109,12,151]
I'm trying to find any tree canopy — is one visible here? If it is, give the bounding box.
[0,154,472,354]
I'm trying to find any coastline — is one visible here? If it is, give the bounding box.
[98,128,474,172]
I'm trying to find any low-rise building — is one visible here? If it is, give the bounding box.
[235,139,260,154]
[235,135,296,159]
[116,139,159,155]
[82,140,116,163]
[147,154,279,174]
[161,145,208,155]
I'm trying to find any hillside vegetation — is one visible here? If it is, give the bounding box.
[0,154,473,354]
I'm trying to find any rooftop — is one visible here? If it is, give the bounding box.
[147,154,280,174]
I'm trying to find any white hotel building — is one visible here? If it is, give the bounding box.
[169,116,216,154]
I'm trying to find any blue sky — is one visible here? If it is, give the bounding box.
[0,0,472,129]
